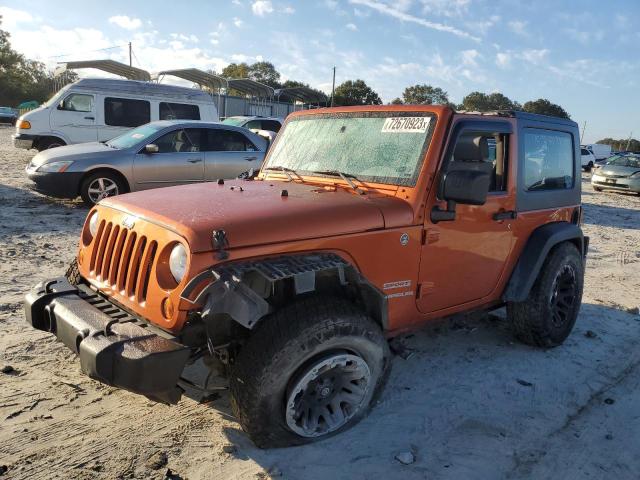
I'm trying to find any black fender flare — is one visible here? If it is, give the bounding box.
[503,222,588,303]
[180,252,388,330]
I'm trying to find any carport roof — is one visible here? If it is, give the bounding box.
[54,60,151,81]
[226,79,275,98]
[154,68,228,89]
[275,87,328,104]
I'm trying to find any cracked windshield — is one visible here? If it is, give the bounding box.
[265,113,434,186]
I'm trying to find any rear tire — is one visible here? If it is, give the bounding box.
[229,296,391,448]
[507,242,584,348]
[80,171,126,206]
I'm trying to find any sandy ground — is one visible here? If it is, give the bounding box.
[1,124,639,480]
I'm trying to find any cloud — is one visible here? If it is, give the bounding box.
[508,20,528,36]
[282,6,295,14]
[233,17,244,27]
[419,0,471,17]
[108,15,142,30]
[461,49,479,67]
[346,23,358,31]
[349,0,480,42]
[170,33,199,43]
[251,0,274,16]
[0,6,33,28]
[495,52,511,68]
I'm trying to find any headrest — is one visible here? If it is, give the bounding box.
[454,135,489,162]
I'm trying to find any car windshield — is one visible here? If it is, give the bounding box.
[0,107,13,113]
[264,112,435,186]
[605,155,640,168]
[106,124,164,149]
[222,116,247,126]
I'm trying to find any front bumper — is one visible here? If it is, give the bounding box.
[12,133,36,149]
[24,277,191,403]
[591,174,640,193]
[26,171,83,198]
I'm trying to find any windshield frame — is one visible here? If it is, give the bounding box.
[262,111,436,188]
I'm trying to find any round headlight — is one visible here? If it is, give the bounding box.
[169,244,187,284]
[88,212,99,237]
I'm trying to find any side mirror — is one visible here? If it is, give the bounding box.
[145,144,159,154]
[431,169,491,223]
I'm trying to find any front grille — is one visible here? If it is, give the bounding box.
[594,181,628,188]
[89,221,158,303]
[602,173,628,179]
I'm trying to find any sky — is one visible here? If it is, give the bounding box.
[1,0,638,143]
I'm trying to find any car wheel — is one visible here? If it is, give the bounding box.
[36,138,66,151]
[507,242,584,348]
[229,296,391,448]
[80,172,126,206]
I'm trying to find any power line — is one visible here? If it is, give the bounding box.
[48,44,127,59]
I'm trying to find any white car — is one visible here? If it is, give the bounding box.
[13,78,219,151]
[581,147,597,171]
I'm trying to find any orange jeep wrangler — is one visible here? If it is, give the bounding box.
[25,105,588,447]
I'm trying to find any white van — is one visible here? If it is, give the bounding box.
[582,143,612,161]
[13,78,219,151]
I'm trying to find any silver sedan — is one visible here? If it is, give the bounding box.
[26,120,268,205]
[591,153,640,195]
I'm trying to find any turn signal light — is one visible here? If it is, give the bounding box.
[17,119,31,129]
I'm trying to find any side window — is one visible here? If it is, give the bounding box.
[206,129,258,152]
[153,129,202,153]
[59,94,93,112]
[159,102,200,120]
[449,132,508,192]
[524,129,574,191]
[262,120,281,132]
[580,148,590,156]
[105,97,150,127]
[245,120,261,130]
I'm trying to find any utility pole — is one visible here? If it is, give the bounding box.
[581,121,586,144]
[128,42,132,67]
[330,66,336,107]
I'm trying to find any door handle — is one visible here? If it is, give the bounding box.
[188,159,202,163]
[84,116,95,120]
[493,210,517,221]
[244,156,257,161]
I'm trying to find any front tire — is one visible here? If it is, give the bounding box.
[229,296,391,448]
[507,242,584,348]
[80,172,126,206]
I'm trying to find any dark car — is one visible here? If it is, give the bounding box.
[0,107,18,125]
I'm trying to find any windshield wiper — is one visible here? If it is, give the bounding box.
[311,170,365,195]
[263,165,302,182]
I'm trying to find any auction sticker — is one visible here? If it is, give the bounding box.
[381,116,431,133]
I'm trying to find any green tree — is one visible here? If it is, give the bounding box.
[248,61,281,88]
[522,98,570,119]
[596,137,640,152]
[221,62,250,79]
[0,15,55,106]
[390,97,403,105]
[459,91,521,112]
[401,84,449,105]
[333,79,382,106]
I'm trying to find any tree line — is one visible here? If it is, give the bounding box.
[595,138,640,152]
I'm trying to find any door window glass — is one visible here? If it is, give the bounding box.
[159,102,200,120]
[448,132,508,192]
[153,129,202,153]
[205,129,258,152]
[524,129,574,191]
[105,97,150,127]
[245,120,261,130]
[59,94,93,112]
[262,120,281,132]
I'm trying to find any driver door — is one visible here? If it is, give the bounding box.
[49,93,97,143]
[133,128,204,190]
[417,122,517,314]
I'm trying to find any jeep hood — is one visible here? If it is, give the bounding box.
[100,181,414,253]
